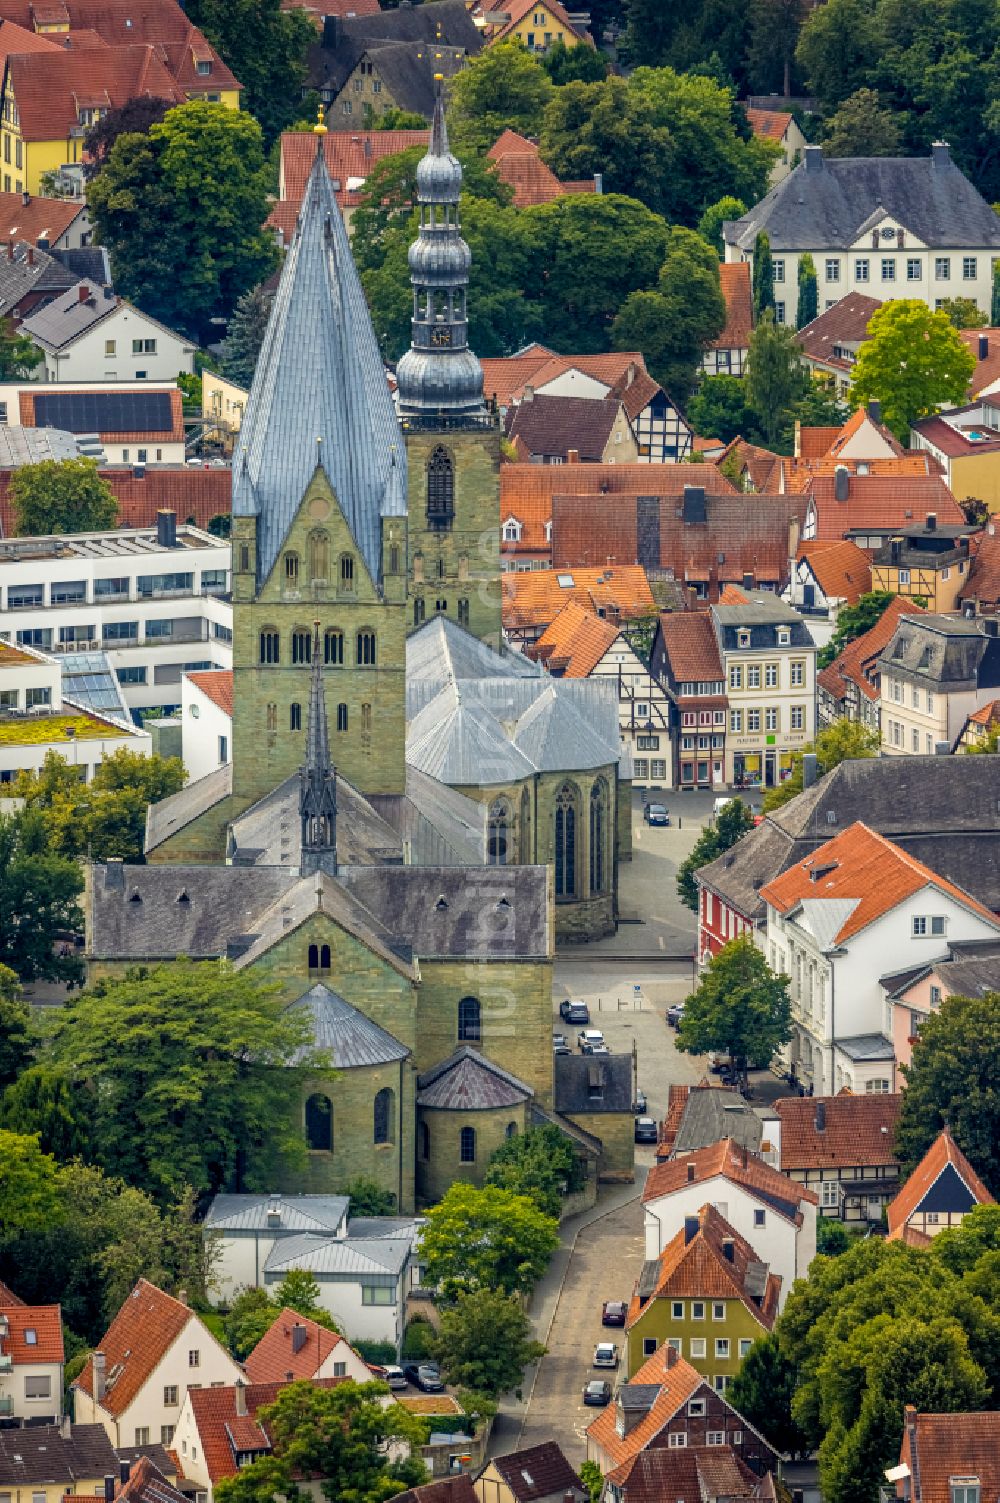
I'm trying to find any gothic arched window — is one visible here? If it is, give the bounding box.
[506,1121,518,1139]
[291,629,312,665]
[488,798,510,866]
[259,629,279,665]
[325,630,344,665]
[458,996,481,1042]
[307,530,330,582]
[337,703,348,732]
[590,778,607,895]
[356,630,376,666]
[555,784,578,899]
[426,446,454,531]
[305,1093,332,1152]
[290,702,301,731]
[459,1126,476,1163]
[374,1087,394,1145]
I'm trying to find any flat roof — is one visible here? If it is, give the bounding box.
[0,525,223,562]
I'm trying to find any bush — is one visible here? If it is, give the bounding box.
[352,1338,398,1366]
[402,1316,437,1359]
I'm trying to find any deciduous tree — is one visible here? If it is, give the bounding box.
[761,720,881,812]
[612,226,726,399]
[817,591,897,667]
[418,1183,559,1300]
[541,37,608,83]
[184,0,315,146]
[0,810,84,984]
[83,96,171,177]
[728,1333,808,1458]
[433,1290,545,1398]
[794,0,880,114]
[1,1063,89,1161]
[823,88,900,157]
[0,966,30,1088]
[745,309,810,447]
[746,0,808,96]
[485,1123,584,1216]
[0,1131,63,1237]
[937,297,984,330]
[896,992,1000,1189]
[676,798,755,910]
[0,317,42,379]
[10,458,118,535]
[224,1271,338,1359]
[447,42,553,154]
[14,748,185,863]
[538,77,674,216]
[851,300,976,438]
[676,935,792,1075]
[697,195,746,257]
[342,1178,398,1217]
[685,375,753,444]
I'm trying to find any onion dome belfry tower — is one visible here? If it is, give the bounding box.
[399,77,501,647]
[396,76,484,415]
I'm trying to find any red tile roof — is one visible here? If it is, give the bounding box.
[530,598,620,676]
[966,697,1000,727]
[817,595,926,705]
[486,130,595,208]
[745,106,792,141]
[0,1302,64,1363]
[7,44,185,140]
[960,530,1000,608]
[0,1278,24,1305]
[897,1408,1000,1503]
[805,475,964,540]
[189,1379,345,1485]
[711,263,752,351]
[959,326,1000,397]
[585,1346,705,1469]
[0,466,231,537]
[492,0,587,43]
[887,1128,995,1240]
[717,436,781,492]
[502,564,654,632]
[642,1137,818,1218]
[0,15,61,62]
[244,1309,358,1384]
[761,822,1000,944]
[186,669,233,718]
[657,610,723,684]
[506,392,626,462]
[796,296,884,371]
[0,189,85,247]
[482,348,643,410]
[273,129,428,226]
[114,1455,188,1503]
[625,1203,781,1331]
[606,1446,775,1503]
[75,1280,211,1418]
[830,407,906,459]
[798,539,871,605]
[772,1094,901,1171]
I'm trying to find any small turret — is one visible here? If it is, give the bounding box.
[299,622,337,876]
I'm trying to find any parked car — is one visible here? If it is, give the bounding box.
[602,1300,628,1327]
[634,1116,658,1144]
[403,1362,444,1393]
[633,1089,648,1114]
[593,1342,619,1368]
[382,1365,407,1390]
[578,1029,605,1051]
[554,1041,572,1056]
[561,1000,590,1024]
[708,1052,732,1074]
[643,803,670,826]
[583,1042,611,1056]
[666,1003,685,1027]
[714,795,742,819]
[583,1379,612,1407]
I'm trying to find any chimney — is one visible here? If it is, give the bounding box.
[833,465,850,503]
[21,189,29,206]
[925,512,937,532]
[802,752,818,789]
[931,140,951,166]
[26,246,33,266]
[684,1215,699,1245]
[156,509,177,548]
[983,618,1000,637]
[593,172,603,195]
[567,448,579,464]
[291,1323,308,1354]
[78,283,89,302]
[93,1350,107,1403]
[979,333,989,361]
[5,241,12,261]
[104,1477,115,1503]
[815,1101,826,1132]
[686,1161,695,1182]
[177,1288,187,1306]
[235,1379,248,1418]
[266,1200,282,1227]
[867,400,882,424]
[803,144,824,172]
[663,1344,677,1370]
[119,1462,131,1486]
[722,1238,735,1263]
[60,1413,72,1441]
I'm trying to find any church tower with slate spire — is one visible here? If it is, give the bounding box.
[229,122,408,805]
[399,79,502,647]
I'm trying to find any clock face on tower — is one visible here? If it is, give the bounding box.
[430,327,453,347]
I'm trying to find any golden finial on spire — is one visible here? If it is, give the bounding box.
[434,70,444,80]
[314,102,328,136]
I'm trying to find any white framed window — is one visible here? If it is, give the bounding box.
[189,1350,200,1367]
[730,710,742,733]
[729,665,743,689]
[689,1337,706,1358]
[821,1179,840,1208]
[907,258,921,280]
[912,915,946,937]
[764,662,778,688]
[164,1385,179,1405]
[731,1430,743,1445]
[712,1302,725,1321]
[671,1300,684,1318]
[866,1078,891,1094]
[765,707,778,732]
[773,260,785,283]
[715,1338,730,1358]
[881,258,896,281]
[935,257,951,280]
[692,1302,705,1320]
[777,627,791,646]
[667,1337,682,1354]
[135,1428,150,1446]
[24,1375,50,1398]
[775,301,786,324]
[825,258,840,282]
[707,1431,726,1446]
[713,1375,728,1393]
[748,665,761,689]
[790,660,804,686]
[791,705,804,731]
[898,568,910,585]
[688,1399,707,1417]
[668,1432,688,1448]
[855,258,870,282]
[738,1339,753,1358]
[747,709,761,733]
[962,256,977,280]
[930,985,942,1006]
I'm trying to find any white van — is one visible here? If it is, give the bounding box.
[713,795,740,819]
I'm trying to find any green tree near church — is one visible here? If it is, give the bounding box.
[796,253,818,328]
[752,230,774,319]
[677,936,792,1081]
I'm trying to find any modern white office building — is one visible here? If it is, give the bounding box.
[0,513,232,713]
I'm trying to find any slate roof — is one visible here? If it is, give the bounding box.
[305,0,481,98]
[887,1129,994,1239]
[339,865,552,961]
[726,145,1000,253]
[672,1086,763,1157]
[877,613,1000,691]
[0,1425,118,1486]
[6,45,185,141]
[506,392,624,462]
[760,821,999,944]
[796,294,883,369]
[286,983,409,1068]
[262,1234,411,1278]
[244,1309,360,1384]
[769,1094,900,1171]
[232,144,404,590]
[626,1204,780,1332]
[486,1443,585,1502]
[203,1194,350,1235]
[74,1280,226,1418]
[52,244,112,283]
[531,600,620,677]
[643,1138,817,1220]
[416,1046,533,1110]
[356,38,469,115]
[0,238,75,314]
[711,262,753,350]
[889,938,1000,999]
[0,1300,64,1363]
[898,1409,1000,1503]
[553,1052,632,1114]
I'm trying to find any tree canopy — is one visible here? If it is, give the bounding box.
[761,720,881,812]
[896,992,1000,1190]
[676,797,755,910]
[677,935,792,1074]
[13,749,185,863]
[432,1290,545,1399]
[418,1183,559,1300]
[850,301,977,439]
[10,458,118,536]
[0,810,84,985]
[0,317,43,380]
[82,96,171,177]
[0,966,30,1090]
[484,1123,585,1216]
[447,42,554,153]
[823,88,900,157]
[89,101,278,344]
[817,591,898,668]
[225,1271,338,1360]
[612,226,726,399]
[744,309,812,448]
[685,375,753,445]
[184,0,315,147]
[220,283,274,389]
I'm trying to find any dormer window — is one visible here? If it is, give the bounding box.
[502,517,522,543]
[544,520,552,542]
[951,1482,980,1503]
[777,627,791,645]
[196,59,212,74]
[737,629,750,648]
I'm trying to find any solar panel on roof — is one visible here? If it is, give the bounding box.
[34,391,173,435]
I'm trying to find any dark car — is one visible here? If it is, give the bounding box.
[643,803,670,826]
[633,1089,647,1115]
[665,1002,685,1028]
[583,1380,612,1407]
[560,999,590,1024]
[403,1363,444,1393]
[602,1300,627,1327]
[634,1116,658,1144]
